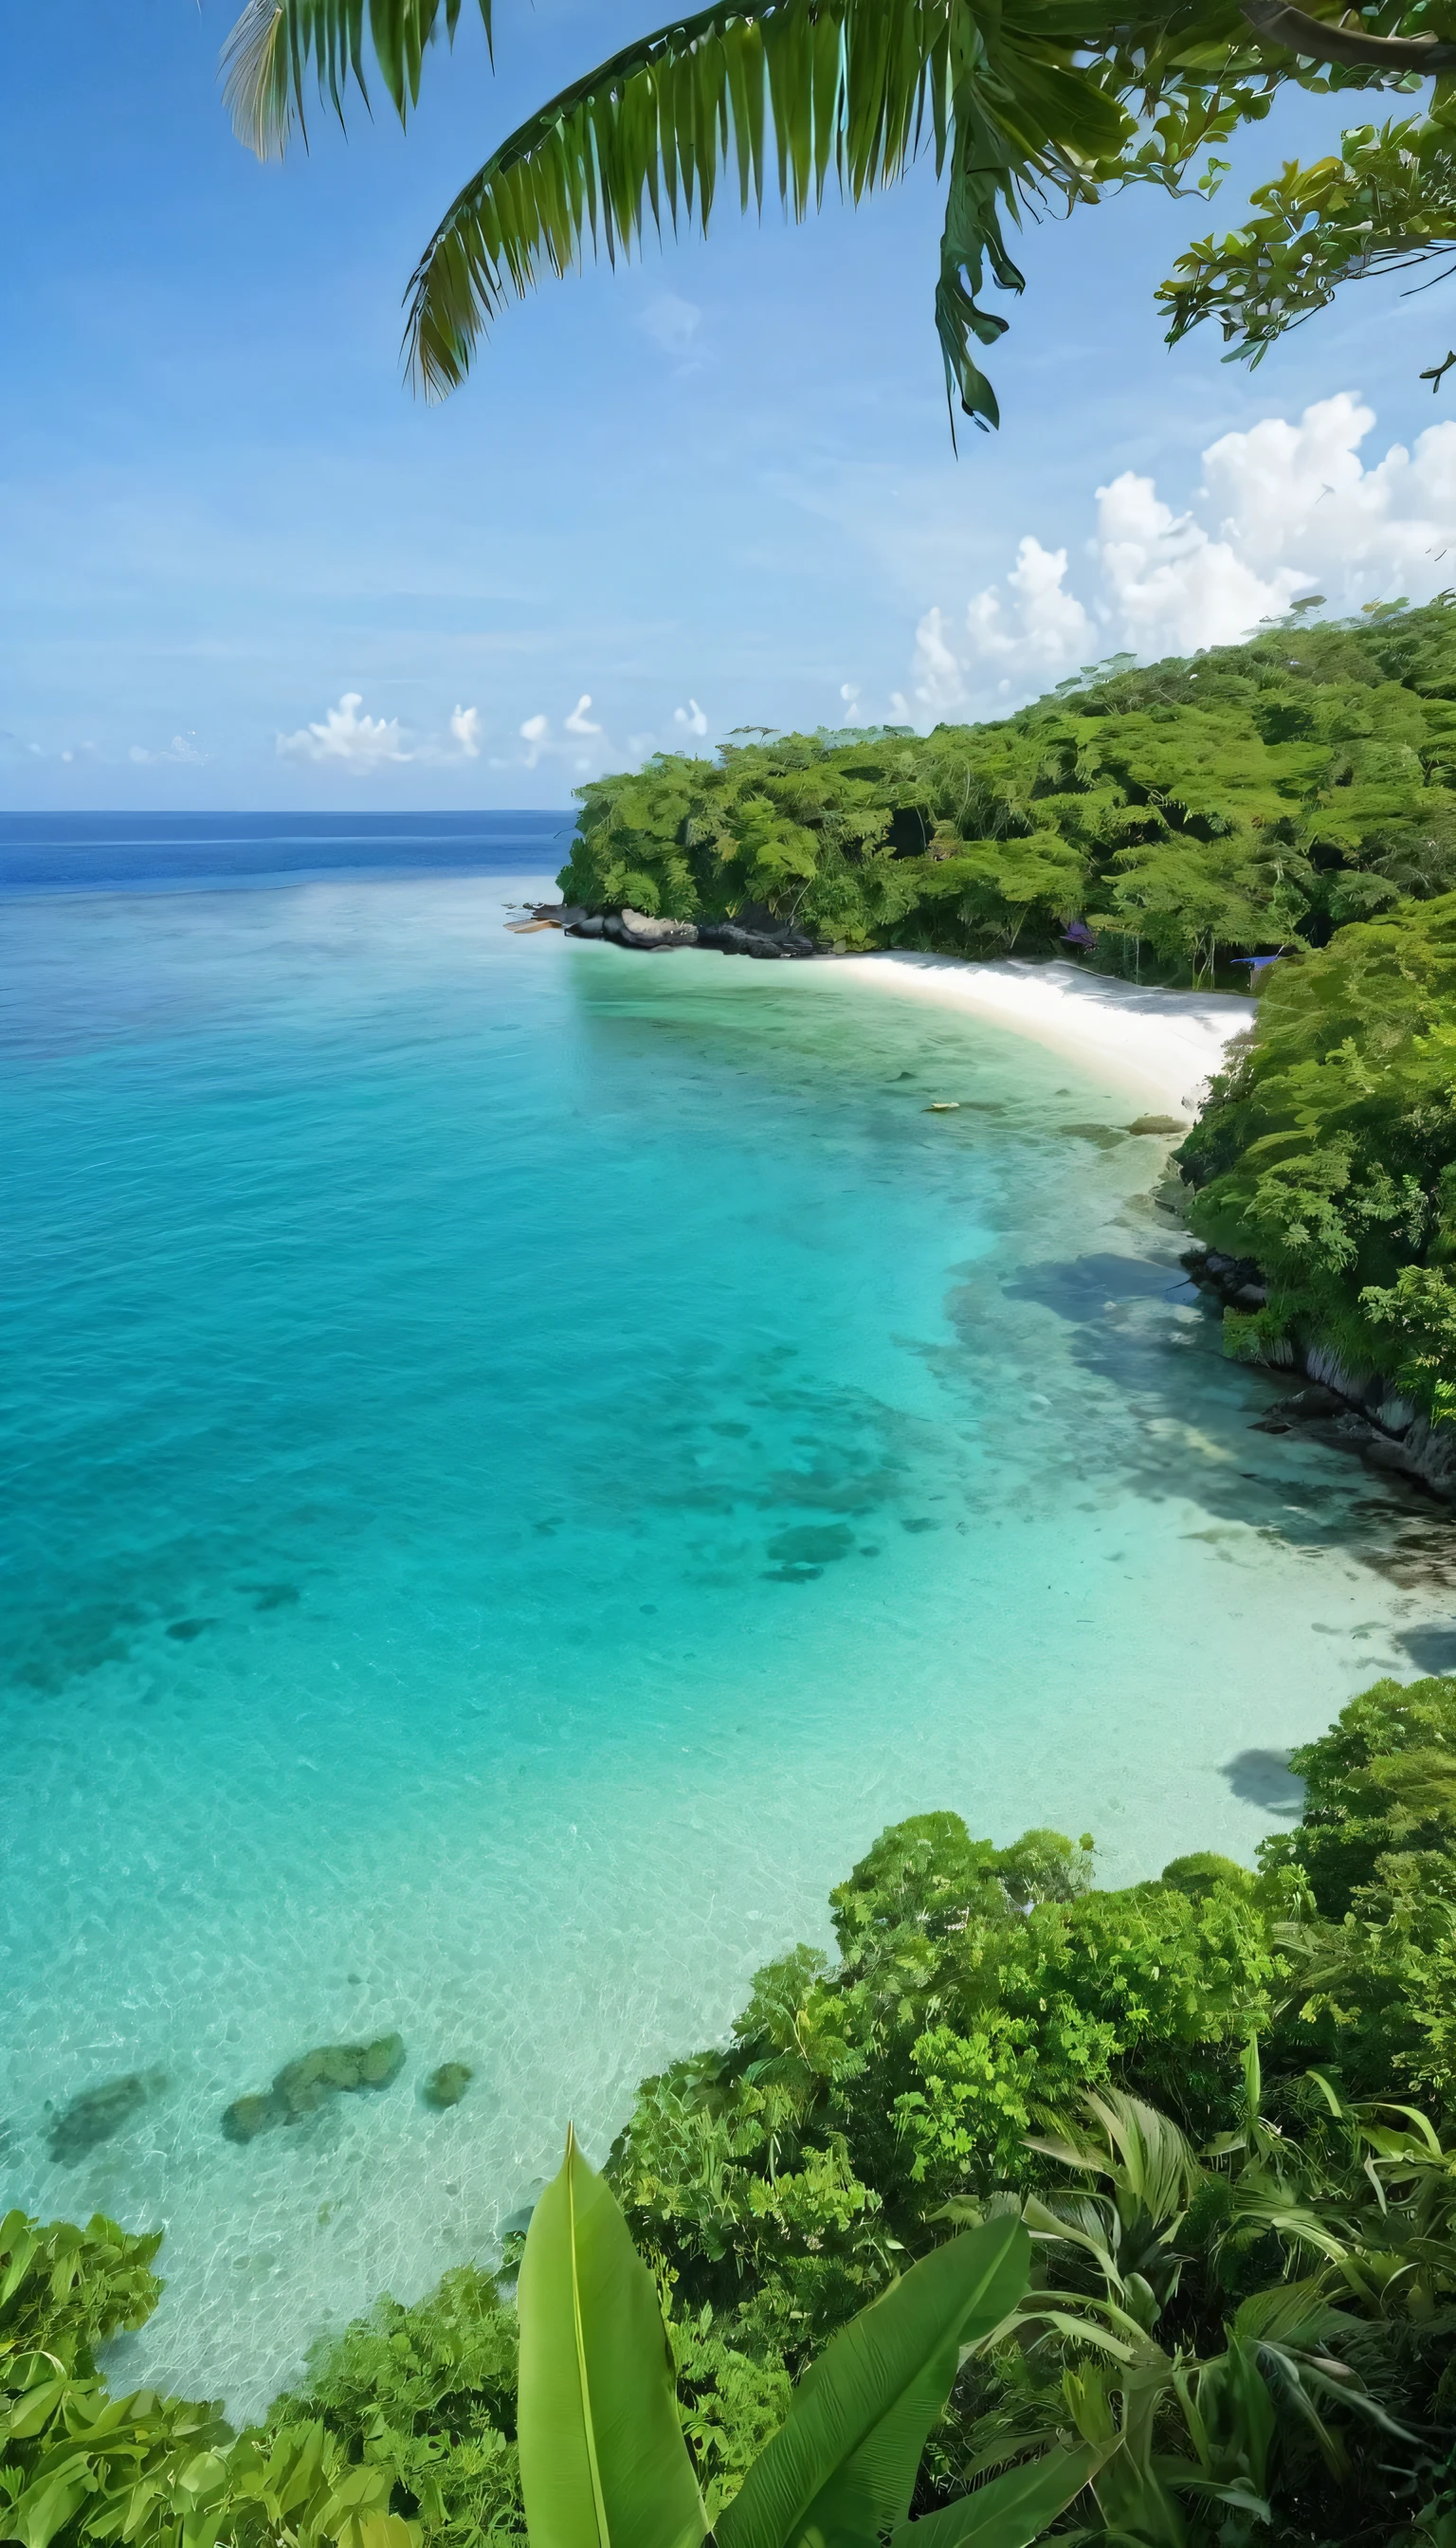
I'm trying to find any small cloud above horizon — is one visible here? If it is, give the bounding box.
[130,732,206,767]
[640,293,702,357]
[278,692,486,771]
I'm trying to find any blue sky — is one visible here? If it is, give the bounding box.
[5,4,1456,810]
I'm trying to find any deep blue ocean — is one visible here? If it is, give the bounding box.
[3,812,1449,2413]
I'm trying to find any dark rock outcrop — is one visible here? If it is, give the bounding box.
[560,905,815,959]
[1182,1242,1456,1501]
[697,920,814,960]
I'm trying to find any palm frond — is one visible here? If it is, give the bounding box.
[402,0,1135,423]
[222,0,493,159]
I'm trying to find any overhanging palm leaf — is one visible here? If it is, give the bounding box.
[222,0,1456,423]
[222,0,493,158]
[401,0,1138,427]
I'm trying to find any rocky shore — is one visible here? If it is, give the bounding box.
[521,902,816,959]
[1183,1242,1456,1502]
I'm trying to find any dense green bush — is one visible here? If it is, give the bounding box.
[558,600,1456,978]
[0,2211,162,2370]
[1179,893,1456,1421]
[264,2267,520,2547]
[9,1673,1456,2548]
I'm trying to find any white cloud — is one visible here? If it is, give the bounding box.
[674,698,708,737]
[912,394,1456,720]
[449,703,482,758]
[1093,470,1296,660]
[914,537,1093,716]
[564,692,602,736]
[519,711,550,769]
[277,692,486,770]
[129,732,206,766]
[279,692,412,769]
[839,682,866,725]
[641,293,702,355]
[911,607,974,718]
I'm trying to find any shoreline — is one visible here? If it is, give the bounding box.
[822,952,1254,1117]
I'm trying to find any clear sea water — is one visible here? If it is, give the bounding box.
[4,813,1453,2418]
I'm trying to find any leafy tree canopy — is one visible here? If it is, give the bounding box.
[559,595,1456,975]
[1180,887,1456,1420]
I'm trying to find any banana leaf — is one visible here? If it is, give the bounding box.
[891,2440,1111,2548]
[517,2127,705,2548]
[719,2220,1029,2548]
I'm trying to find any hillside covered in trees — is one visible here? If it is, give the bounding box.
[564,601,1456,1442]
[560,598,1456,984]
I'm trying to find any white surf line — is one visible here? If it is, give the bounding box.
[826,952,1256,1117]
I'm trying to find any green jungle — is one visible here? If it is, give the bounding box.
[9,1671,1456,2548]
[561,596,1456,1433]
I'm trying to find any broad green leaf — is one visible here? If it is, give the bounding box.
[1,2359,71,2442]
[517,2126,705,2548]
[3,2463,96,2548]
[355,2521,419,2548]
[891,2441,1111,2548]
[718,2220,1029,2548]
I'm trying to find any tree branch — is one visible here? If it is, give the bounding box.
[1239,0,1456,70]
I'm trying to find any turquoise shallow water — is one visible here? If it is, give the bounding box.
[4,869,1452,2415]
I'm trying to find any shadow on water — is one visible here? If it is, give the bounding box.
[1392,1622,1456,1672]
[995,1236,1456,1596]
[1219,1749,1304,1818]
[1008,1251,1179,1322]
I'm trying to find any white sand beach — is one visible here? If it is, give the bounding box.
[828,952,1255,1117]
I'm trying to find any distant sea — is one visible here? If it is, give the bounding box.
[3,812,1447,2418]
[0,809,572,896]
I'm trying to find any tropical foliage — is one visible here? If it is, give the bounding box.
[11,1671,1456,2548]
[0,2212,409,2548]
[558,595,1456,973]
[1179,888,1456,1421]
[221,0,1456,423]
[1161,103,1456,369]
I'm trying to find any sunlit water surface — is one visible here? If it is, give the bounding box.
[4,869,1453,2415]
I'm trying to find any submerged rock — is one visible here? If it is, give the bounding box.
[1126,1115,1187,1136]
[221,2091,277,2146]
[222,2033,406,2144]
[1059,1123,1127,1149]
[47,2067,167,2163]
[768,1523,855,1566]
[422,2062,474,2110]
